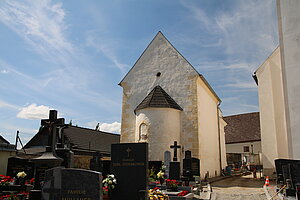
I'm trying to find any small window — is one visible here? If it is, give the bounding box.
[243,146,250,152]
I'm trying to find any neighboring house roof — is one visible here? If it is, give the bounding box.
[0,135,16,152]
[135,85,183,112]
[63,126,120,153]
[0,135,10,144]
[224,112,261,144]
[24,125,120,154]
[118,31,221,102]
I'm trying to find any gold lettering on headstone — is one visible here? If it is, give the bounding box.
[67,190,86,194]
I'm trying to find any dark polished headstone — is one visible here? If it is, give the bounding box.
[90,152,103,172]
[183,151,192,179]
[149,161,162,174]
[6,157,34,179]
[42,167,102,200]
[111,143,148,200]
[191,158,200,176]
[169,162,180,180]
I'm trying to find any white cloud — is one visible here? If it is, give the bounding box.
[99,122,121,133]
[85,31,130,71]
[86,121,121,133]
[0,69,9,74]
[0,100,19,110]
[0,0,73,64]
[225,81,257,89]
[17,104,53,120]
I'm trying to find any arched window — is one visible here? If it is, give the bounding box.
[139,123,148,142]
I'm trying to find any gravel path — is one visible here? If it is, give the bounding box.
[210,175,267,200]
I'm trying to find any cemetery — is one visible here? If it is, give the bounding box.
[0,110,205,200]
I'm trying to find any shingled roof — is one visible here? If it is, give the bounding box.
[223,112,261,144]
[63,126,120,153]
[24,125,120,154]
[135,85,183,112]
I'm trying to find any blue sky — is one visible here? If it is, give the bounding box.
[0,0,278,144]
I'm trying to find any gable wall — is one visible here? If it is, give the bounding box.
[120,33,199,159]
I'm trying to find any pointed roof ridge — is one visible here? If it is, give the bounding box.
[134,85,183,113]
[119,31,221,103]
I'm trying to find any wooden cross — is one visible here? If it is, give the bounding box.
[41,110,65,151]
[170,141,181,161]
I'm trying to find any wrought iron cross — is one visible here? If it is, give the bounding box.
[170,141,181,161]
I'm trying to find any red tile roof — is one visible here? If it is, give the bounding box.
[224,112,261,144]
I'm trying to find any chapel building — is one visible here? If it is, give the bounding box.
[119,32,227,178]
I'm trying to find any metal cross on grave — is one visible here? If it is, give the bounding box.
[170,141,181,161]
[41,110,65,152]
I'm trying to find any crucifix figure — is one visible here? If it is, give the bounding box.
[170,141,181,161]
[41,110,65,152]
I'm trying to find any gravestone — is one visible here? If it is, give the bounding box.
[6,157,34,180]
[42,167,102,200]
[169,162,180,180]
[90,152,103,172]
[164,151,171,178]
[183,151,192,179]
[191,158,200,176]
[111,143,148,200]
[149,161,162,174]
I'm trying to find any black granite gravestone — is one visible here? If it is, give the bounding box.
[149,161,162,174]
[111,143,148,200]
[42,167,102,200]
[90,151,103,172]
[6,157,34,179]
[169,162,180,180]
[191,158,200,176]
[183,151,192,179]
[275,159,300,180]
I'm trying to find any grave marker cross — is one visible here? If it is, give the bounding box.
[41,110,65,151]
[170,141,181,161]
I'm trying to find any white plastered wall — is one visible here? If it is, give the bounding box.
[135,108,181,161]
[256,47,289,176]
[197,77,223,178]
[277,0,300,159]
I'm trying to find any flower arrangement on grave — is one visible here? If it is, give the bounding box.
[0,175,13,186]
[148,187,169,200]
[102,174,117,195]
[157,170,165,185]
[16,171,26,186]
[148,167,157,182]
[166,179,178,191]
[0,191,29,200]
[177,190,189,196]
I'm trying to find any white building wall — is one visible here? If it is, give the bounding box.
[277,0,300,159]
[226,141,261,154]
[135,108,181,161]
[197,77,223,178]
[256,47,289,176]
